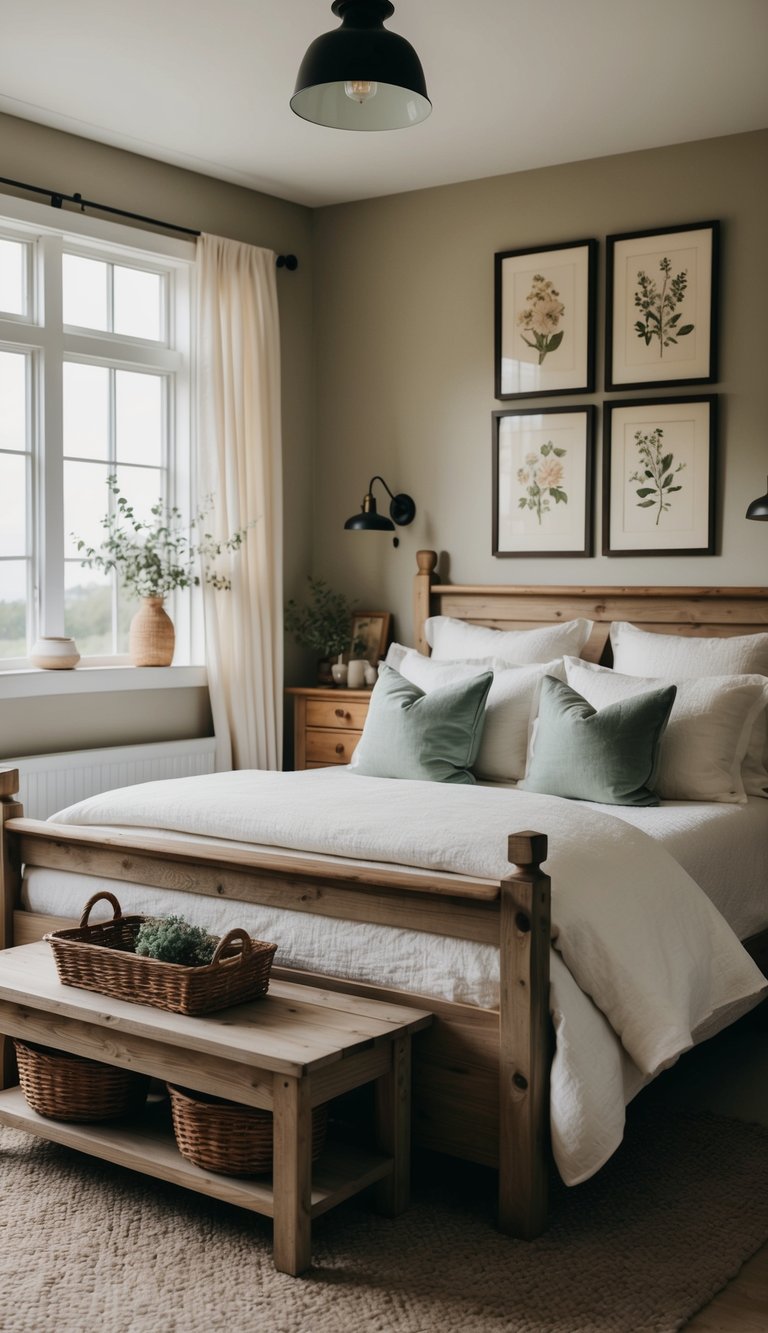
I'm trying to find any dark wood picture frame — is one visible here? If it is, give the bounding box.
[494,239,597,400]
[492,405,595,558]
[605,221,719,392]
[348,612,391,665]
[602,395,717,557]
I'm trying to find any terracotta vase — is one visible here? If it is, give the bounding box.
[129,597,175,667]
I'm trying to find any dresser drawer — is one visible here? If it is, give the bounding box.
[306,699,370,730]
[305,728,362,765]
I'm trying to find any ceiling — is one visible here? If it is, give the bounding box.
[1,0,766,209]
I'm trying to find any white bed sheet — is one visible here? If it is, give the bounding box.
[22,768,767,1188]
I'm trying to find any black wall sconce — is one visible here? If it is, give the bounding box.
[344,475,416,546]
[746,477,768,521]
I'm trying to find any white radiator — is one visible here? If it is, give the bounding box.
[6,738,217,820]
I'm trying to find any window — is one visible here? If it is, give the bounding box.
[0,197,194,667]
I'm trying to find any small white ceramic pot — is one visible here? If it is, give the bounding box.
[347,659,366,689]
[29,636,80,670]
[331,662,348,686]
[363,662,378,687]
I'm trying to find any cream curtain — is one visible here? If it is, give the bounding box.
[196,234,283,771]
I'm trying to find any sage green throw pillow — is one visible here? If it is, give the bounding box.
[351,663,493,784]
[520,675,677,806]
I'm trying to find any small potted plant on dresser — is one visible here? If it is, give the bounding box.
[284,577,354,685]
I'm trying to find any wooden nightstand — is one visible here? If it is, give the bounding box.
[286,686,372,770]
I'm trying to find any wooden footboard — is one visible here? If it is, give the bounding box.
[0,768,552,1239]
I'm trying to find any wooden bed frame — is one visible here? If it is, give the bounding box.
[1,551,766,1240]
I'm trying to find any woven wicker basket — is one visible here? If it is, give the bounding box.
[14,1039,149,1123]
[45,892,277,1016]
[167,1084,328,1177]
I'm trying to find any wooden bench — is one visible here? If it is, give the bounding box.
[0,941,431,1275]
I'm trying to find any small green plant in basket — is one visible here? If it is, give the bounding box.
[134,916,218,968]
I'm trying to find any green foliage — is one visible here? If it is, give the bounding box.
[74,476,253,599]
[634,258,694,358]
[134,915,218,967]
[628,428,685,527]
[284,577,353,658]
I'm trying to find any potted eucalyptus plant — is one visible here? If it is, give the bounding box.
[75,476,250,666]
[284,577,354,684]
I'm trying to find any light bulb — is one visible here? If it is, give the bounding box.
[344,80,378,104]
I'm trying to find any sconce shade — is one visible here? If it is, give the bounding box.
[291,0,431,131]
[746,477,768,520]
[344,476,416,530]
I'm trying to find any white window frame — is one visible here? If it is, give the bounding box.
[0,193,200,683]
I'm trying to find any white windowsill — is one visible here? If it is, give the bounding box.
[0,665,208,700]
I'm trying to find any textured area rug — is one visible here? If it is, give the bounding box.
[0,1108,766,1333]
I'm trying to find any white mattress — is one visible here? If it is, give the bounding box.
[21,768,767,1189]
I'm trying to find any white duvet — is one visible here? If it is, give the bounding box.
[47,768,766,1186]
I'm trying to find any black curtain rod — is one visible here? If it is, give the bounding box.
[0,174,298,270]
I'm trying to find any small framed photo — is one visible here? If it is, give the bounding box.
[603,396,717,557]
[606,221,719,391]
[348,612,391,665]
[492,406,595,558]
[494,239,597,399]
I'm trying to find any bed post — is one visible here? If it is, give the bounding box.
[0,769,22,953]
[0,769,22,1088]
[413,550,438,655]
[498,831,551,1239]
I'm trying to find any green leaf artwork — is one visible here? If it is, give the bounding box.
[628,428,685,526]
[516,442,568,525]
[516,274,565,365]
[633,258,694,358]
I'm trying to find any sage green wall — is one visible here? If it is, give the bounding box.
[0,113,315,752]
[313,130,768,645]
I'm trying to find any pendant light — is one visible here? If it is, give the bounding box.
[746,477,768,521]
[291,0,431,131]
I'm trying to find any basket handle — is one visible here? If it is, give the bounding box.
[79,891,124,928]
[211,928,253,966]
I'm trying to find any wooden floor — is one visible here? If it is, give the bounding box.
[643,1010,768,1331]
[686,1244,768,1332]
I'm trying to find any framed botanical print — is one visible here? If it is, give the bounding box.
[605,221,719,391]
[492,405,595,557]
[603,396,717,556]
[494,239,597,399]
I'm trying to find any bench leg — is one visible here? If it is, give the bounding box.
[373,1033,411,1216]
[272,1075,312,1275]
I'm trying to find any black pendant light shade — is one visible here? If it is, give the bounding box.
[344,476,416,531]
[746,476,768,520]
[291,0,431,131]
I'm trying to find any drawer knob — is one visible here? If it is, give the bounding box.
[334,708,351,720]
[335,743,345,755]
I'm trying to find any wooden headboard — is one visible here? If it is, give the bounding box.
[412,550,768,664]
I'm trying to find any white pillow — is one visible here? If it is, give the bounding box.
[384,641,409,672]
[610,622,768,797]
[425,616,593,664]
[563,657,768,804]
[398,650,564,782]
[610,622,768,677]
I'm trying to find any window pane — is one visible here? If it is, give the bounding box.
[117,577,141,653]
[0,453,26,556]
[63,254,108,330]
[0,239,26,316]
[114,464,164,528]
[116,370,164,467]
[0,350,27,452]
[114,265,162,340]
[63,362,109,460]
[64,565,112,656]
[0,560,28,658]
[64,460,110,558]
